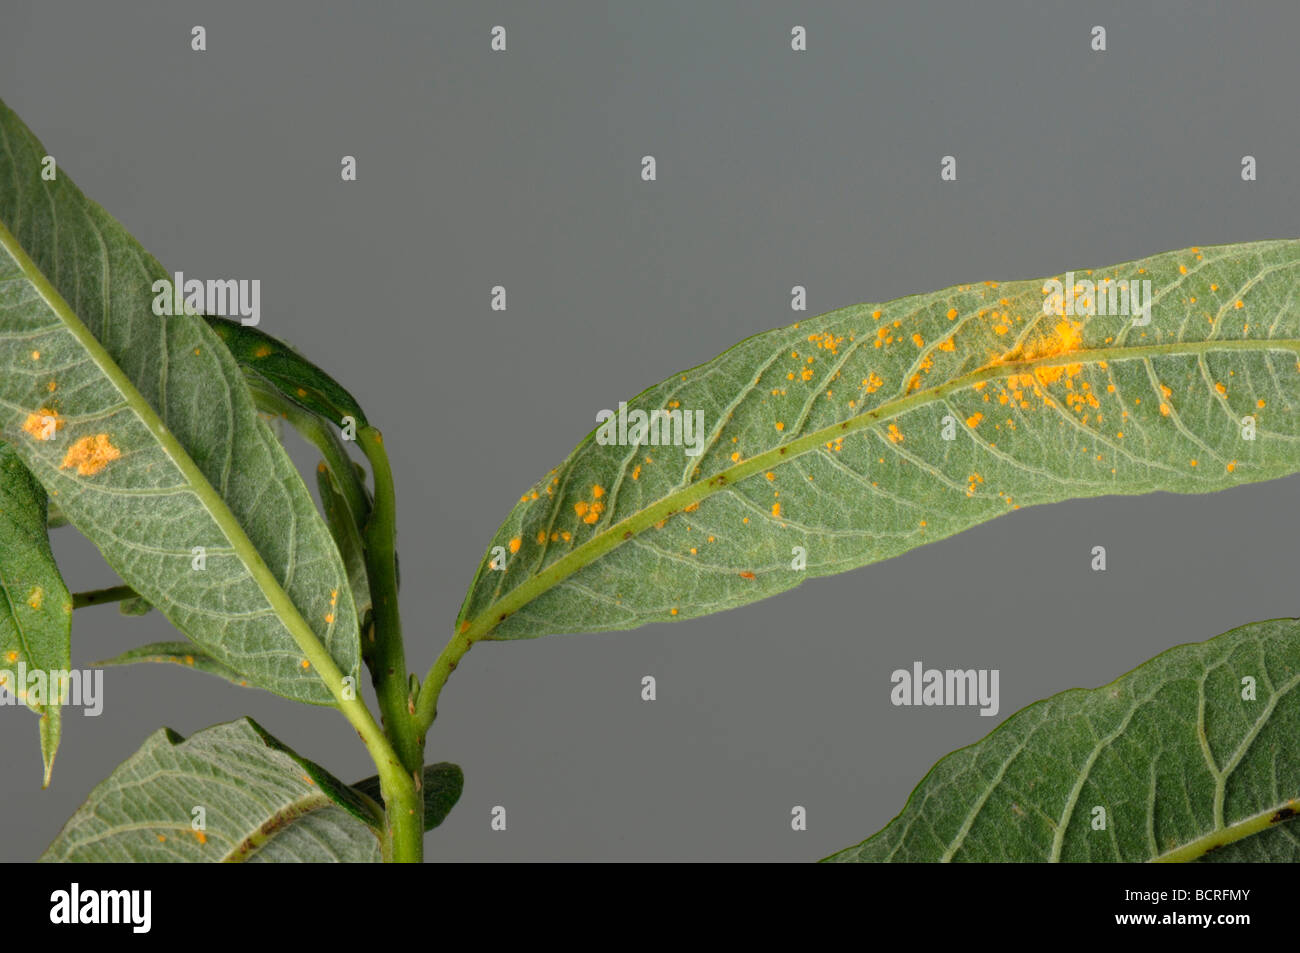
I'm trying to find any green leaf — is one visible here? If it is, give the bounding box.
[458,240,1300,640]
[42,718,383,862]
[92,641,253,688]
[353,762,464,832]
[0,98,359,704]
[317,455,371,619]
[0,442,71,786]
[823,617,1300,863]
[205,315,369,429]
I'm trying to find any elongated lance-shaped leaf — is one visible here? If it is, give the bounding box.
[0,444,70,785]
[205,315,369,429]
[42,718,382,862]
[0,99,358,703]
[825,617,1300,863]
[459,240,1300,640]
[93,641,252,688]
[317,462,372,619]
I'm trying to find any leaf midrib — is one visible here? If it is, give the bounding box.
[460,336,1300,641]
[0,219,348,700]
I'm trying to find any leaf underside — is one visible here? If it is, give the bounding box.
[461,240,1300,641]
[93,640,252,688]
[42,718,381,863]
[0,442,71,785]
[824,618,1300,863]
[0,98,359,703]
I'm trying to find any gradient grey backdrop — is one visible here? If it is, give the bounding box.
[1,1,1297,862]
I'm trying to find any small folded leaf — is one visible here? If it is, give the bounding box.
[42,718,382,862]
[459,240,1300,641]
[0,98,359,704]
[0,443,72,786]
[824,617,1300,863]
[353,762,464,832]
[205,315,369,429]
[93,641,252,687]
[317,462,372,618]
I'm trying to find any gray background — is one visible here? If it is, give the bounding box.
[1,1,1297,862]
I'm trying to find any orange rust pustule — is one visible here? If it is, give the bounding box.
[59,434,121,475]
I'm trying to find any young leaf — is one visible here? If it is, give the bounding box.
[0,98,359,703]
[42,718,383,862]
[824,617,1300,863]
[317,462,372,619]
[458,241,1300,640]
[0,443,72,786]
[93,641,252,688]
[353,762,464,832]
[205,315,369,429]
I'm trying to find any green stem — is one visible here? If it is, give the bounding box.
[248,380,369,528]
[247,384,422,860]
[0,219,420,861]
[72,584,138,609]
[358,425,426,860]
[415,629,473,735]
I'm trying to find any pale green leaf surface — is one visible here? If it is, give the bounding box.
[460,241,1300,640]
[824,618,1300,862]
[0,99,358,703]
[0,442,71,785]
[93,640,252,688]
[42,718,381,863]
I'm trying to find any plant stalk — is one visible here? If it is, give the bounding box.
[358,426,426,861]
[71,584,138,608]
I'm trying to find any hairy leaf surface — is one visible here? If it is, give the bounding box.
[42,718,382,862]
[0,99,358,703]
[460,241,1300,640]
[93,641,252,688]
[824,618,1300,862]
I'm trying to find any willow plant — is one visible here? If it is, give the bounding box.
[1,97,1296,862]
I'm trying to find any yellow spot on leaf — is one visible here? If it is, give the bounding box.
[22,408,63,441]
[966,412,983,428]
[775,421,785,431]
[886,424,903,444]
[771,502,781,517]
[60,435,122,476]
[508,536,521,554]
[254,344,273,358]
[300,659,311,669]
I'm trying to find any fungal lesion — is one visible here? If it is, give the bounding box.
[59,434,122,476]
